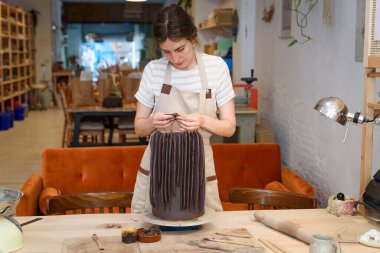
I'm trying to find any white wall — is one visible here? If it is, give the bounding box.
[231,0,255,83]
[255,0,366,206]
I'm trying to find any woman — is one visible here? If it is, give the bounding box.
[131,4,236,213]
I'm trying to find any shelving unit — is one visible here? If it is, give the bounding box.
[0,2,35,112]
[198,24,232,37]
[361,0,380,197]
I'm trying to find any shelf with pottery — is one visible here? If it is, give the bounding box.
[0,2,35,113]
[198,23,233,39]
[198,23,232,33]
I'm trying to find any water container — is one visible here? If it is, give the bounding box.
[0,113,9,131]
[13,100,21,109]
[15,106,24,121]
[22,103,28,117]
[6,110,14,128]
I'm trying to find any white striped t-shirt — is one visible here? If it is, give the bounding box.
[135,53,235,109]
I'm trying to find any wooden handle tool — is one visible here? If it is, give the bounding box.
[203,237,256,247]
[92,233,104,250]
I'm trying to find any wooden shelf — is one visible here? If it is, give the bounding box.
[367,72,380,77]
[198,23,232,31]
[367,102,380,108]
[198,24,233,37]
[0,2,34,112]
[361,0,380,204]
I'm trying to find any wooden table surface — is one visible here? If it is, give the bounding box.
[15,209,380,253]
[66,103,138,147]
[66,102,137,113]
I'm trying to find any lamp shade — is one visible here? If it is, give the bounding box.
[314,97,349,126]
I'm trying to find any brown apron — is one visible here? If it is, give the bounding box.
[131,52,223,213]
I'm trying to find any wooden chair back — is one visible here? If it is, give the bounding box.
[58,85,73,125]
[229,188,317,210]
[46,192,133,215]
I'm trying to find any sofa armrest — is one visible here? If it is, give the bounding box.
[281,168,315,197]
[39,187,61,215]
[265,180,290,192]
[16,173,43,216]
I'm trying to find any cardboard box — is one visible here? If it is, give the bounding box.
[120,75,141,103]
[255,124,275,143]
[213,8,233,25]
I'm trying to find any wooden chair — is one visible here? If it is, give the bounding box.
[46,192,133,215]
[229,188,318,210]
[58,85,105,147]
[117,115,148,144]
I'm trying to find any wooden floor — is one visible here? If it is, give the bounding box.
[0,107,63,190]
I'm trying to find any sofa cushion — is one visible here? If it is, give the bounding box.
[42,146,145,194]
[264,181,290,192]
[212,143,282,202]
[222,202,248,211]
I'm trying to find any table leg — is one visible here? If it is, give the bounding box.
[71,114,81,147]
[108,116,114,145]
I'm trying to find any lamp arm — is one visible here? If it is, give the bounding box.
[347,112,366,124]
[347,112,380,125]
[372,114,380,125]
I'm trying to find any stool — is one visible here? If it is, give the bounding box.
[30,84,48,110]
[255,124,275,143]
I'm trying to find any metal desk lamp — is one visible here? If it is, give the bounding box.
[314,97,380,126]
[314,97,380,222]
[314,97,380,142]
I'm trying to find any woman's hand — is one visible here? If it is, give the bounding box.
[176,113,203,132]
[152,112,176,132]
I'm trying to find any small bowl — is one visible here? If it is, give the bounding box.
[137,227,161,243]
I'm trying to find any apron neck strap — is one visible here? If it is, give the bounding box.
[163,51,209,89]
[162,51,209,113]
[195,51,209,90]
[196,51,208,114]
[164,62,172,85]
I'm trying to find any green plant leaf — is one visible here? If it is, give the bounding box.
[295,0,301,8]
[288,39,298,47]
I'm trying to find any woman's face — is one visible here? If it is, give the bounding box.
[159,38,196,70]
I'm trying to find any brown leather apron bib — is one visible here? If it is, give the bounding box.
[131,52,223,213]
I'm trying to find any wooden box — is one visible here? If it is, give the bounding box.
[214,8,233,25]
[255,124,275,143]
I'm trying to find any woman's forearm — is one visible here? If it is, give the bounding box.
[201,100,236,137]
[201,116,235,137]
[134,102,155,137]
[134,116,155,137]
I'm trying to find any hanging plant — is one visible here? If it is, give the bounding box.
[286,0,319,47]
[177,0,192,12]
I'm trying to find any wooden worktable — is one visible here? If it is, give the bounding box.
[15,209,380,253]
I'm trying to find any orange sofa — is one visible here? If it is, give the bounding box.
[16,143,315,216]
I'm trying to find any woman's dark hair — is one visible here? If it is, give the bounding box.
[153,4,197,45]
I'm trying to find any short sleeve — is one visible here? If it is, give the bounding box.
[215,58,235,107]
[135,62,155,108]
